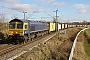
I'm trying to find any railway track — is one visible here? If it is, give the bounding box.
[0,45,18,56]
[0,32,56,60]
[0,44,13,51]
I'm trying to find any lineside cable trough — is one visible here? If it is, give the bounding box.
[69,28,88,60]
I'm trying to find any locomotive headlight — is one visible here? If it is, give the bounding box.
[16,32,17,34]
[24,31,27,34]
[11,31,13,33]
[9,31,13,34]
[24,30,28,34]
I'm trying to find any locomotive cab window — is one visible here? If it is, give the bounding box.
[9,24,15,29]
[17,24,23,29]
[25,25,27,29]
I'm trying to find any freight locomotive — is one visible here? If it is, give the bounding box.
[8,19,56,43]
[8,18,89,43]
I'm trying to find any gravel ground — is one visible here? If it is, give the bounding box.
[0,33,56,60]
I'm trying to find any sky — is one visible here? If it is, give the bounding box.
[0,0,90,22]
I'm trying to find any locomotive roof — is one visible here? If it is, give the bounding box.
[9,19,28,23]
[9,19,48,23]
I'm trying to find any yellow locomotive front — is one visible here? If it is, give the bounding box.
[9,22,24,37]
[8,19,29,43]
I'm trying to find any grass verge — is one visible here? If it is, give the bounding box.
[83,28,90,60]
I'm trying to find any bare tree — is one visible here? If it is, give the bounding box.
[0,12,6,23]
[0,12,8,38]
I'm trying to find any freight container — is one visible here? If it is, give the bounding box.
[58,23,61,30]
[61,23,64,29]
[64,24,68,28]
[48,22,55,32]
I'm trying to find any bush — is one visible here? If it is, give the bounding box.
[0,32,4,39]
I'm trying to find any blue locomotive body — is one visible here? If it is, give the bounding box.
[28,21,49,33]
[24,20,49,35]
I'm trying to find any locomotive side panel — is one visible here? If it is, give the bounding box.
[28,21,49,33]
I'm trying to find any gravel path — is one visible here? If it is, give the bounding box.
[0,33,56,60]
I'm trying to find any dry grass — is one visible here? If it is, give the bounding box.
[14,27,82,60]
[73,29,89,60]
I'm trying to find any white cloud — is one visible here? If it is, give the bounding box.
[0,0,19,3]
[53,2,65,6]
[35,8,52,13]
[2,4,10,8]
[42,0,65,6]
[11,4,37,12]
[0,0,37,12]
[0,11,11,15]
[37,8,45,12]
[74,4,90,13]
